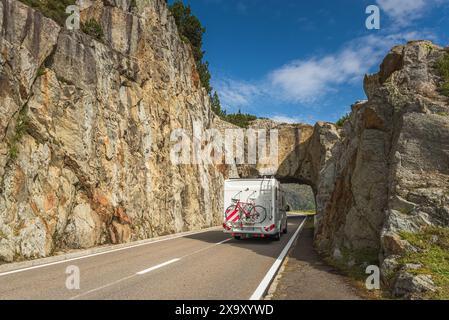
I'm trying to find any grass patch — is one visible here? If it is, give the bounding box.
[322,246,383,299]
[325,247,379,280]
[8,106,29,161]
[37,66,46,77]
[399,227,449,300]
[19,0,76,26]
[440,82,449,97]
[81,19,104,42]
[436,54,449,97]
[423,43,436,52]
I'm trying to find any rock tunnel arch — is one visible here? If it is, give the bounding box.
[236,121,341,223]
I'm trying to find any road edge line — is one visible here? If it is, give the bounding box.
[0,226,221,276]
[249,217,308,300]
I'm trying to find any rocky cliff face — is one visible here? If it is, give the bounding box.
[282,184,315,211]
[314,41,449,297]
[235,41,448,298]
[0,0,225,262]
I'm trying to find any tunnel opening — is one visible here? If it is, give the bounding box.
[281,182,316,215]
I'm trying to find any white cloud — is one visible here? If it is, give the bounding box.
[270,115,304,124]
[267,31,437,103]
[215,78,264,111]
[215,31,438,110]
[376,0,448,26]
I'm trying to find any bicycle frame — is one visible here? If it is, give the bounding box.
[231,190,257,219]
[233,200,254,219]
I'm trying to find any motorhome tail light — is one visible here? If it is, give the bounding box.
[264,224,276,232]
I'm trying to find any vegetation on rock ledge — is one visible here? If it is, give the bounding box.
[336,113,350,127]
[222,112,258,129]
[8,107,30,161]
[81,18,105,42]
[19,0,76,26]
[436,53,449,97]
[399,227,449,299]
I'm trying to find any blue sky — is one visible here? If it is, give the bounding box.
[170,0,449,124]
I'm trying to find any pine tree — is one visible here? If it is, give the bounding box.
[211,92,224,116]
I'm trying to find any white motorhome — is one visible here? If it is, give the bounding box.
[223,177,288,240]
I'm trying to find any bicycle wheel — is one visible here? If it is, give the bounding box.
[250,206,267,224]
[225,205,240,223]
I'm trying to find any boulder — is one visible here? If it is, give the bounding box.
[393,272,437,299]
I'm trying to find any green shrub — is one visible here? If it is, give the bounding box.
[210,91,259,127]
[37,66,46,77]
[440,80,449,97]
[222,111,257,129]
[8,107,30,161]
[210,92,224,117]
[8,145,19,160]
[336,113,350,127]
[196,60,212,94]
[81,19,104,42]
[436,54,449,97]
[19,0,76,26]
[436,54,449,78]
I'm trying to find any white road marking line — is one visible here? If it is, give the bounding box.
[68,238,230,300]
[136,258,181,275]
[0,228,221,277]
[180,239,231,259]
[249,218,307,300]
[69,275,136,300]
[136,239,230,275]
[216,239,232,245]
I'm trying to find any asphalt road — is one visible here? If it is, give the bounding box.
[0,216,305,300]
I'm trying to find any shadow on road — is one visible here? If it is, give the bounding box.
[184,216,306,260]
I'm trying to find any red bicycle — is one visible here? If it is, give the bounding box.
[225,191,267,225]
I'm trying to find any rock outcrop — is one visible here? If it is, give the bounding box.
[238,41,449,298]
[0,0,225,262]
[314,41,449,297]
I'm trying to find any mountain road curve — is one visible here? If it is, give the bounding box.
[0,216,306,300]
